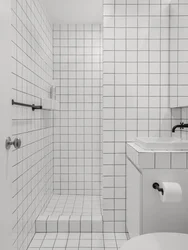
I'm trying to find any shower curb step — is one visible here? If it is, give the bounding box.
[35,215,103,233]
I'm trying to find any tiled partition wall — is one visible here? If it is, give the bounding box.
[53,24,103,196]
[103,0,182,233]
[11,0,53,250]
[103,0,127,233]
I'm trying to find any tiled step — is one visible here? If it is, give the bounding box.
[36,215,103,233]
[35,194,103,233]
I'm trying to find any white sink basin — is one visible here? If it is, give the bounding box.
[135,137,188,151]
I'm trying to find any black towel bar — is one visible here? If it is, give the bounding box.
[12,99,42,111]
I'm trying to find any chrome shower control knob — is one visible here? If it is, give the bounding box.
[13,138,22,149]
[5,137,22,150]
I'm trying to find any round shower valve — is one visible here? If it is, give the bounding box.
[5,137,22,150]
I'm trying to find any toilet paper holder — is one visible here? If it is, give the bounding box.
[153,182,164,195]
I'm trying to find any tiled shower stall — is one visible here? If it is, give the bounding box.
[35,24,103,235]
[11,1,105,249]
[9,0,188,250]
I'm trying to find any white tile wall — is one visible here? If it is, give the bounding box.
[169,0,188,141]
[103,0,183,233]
[126,0,180,139]
[170,0,188,107]
[11,0,53,249]
[53,24,103,196]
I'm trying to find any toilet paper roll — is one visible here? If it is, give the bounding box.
[159,182,182,203]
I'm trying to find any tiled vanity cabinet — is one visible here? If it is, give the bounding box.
[126,143,188,238]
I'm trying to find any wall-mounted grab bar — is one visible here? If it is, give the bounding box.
[12,99,42,111]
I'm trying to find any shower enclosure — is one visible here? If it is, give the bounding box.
[4,0,104,249]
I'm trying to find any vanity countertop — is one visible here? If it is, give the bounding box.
[127,143,188,170]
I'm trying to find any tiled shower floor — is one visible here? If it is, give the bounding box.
[28,232,128,250]
[32,195,129,249]
[36,195,103,233]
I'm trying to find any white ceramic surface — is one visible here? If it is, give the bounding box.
[135,137,188,151]
[121,233,188,250]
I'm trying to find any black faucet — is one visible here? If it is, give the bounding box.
[172,122,188,133]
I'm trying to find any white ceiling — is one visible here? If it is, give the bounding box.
[40,0,103,24]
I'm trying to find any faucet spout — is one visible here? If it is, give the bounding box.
[172,122,188,133]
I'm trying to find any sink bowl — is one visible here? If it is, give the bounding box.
[135,137,188,151]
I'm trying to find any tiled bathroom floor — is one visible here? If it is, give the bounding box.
[28,232,128,250]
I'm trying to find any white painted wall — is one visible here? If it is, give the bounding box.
[40,0,102,24]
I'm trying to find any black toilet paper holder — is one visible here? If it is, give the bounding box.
[153,182,164,195]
